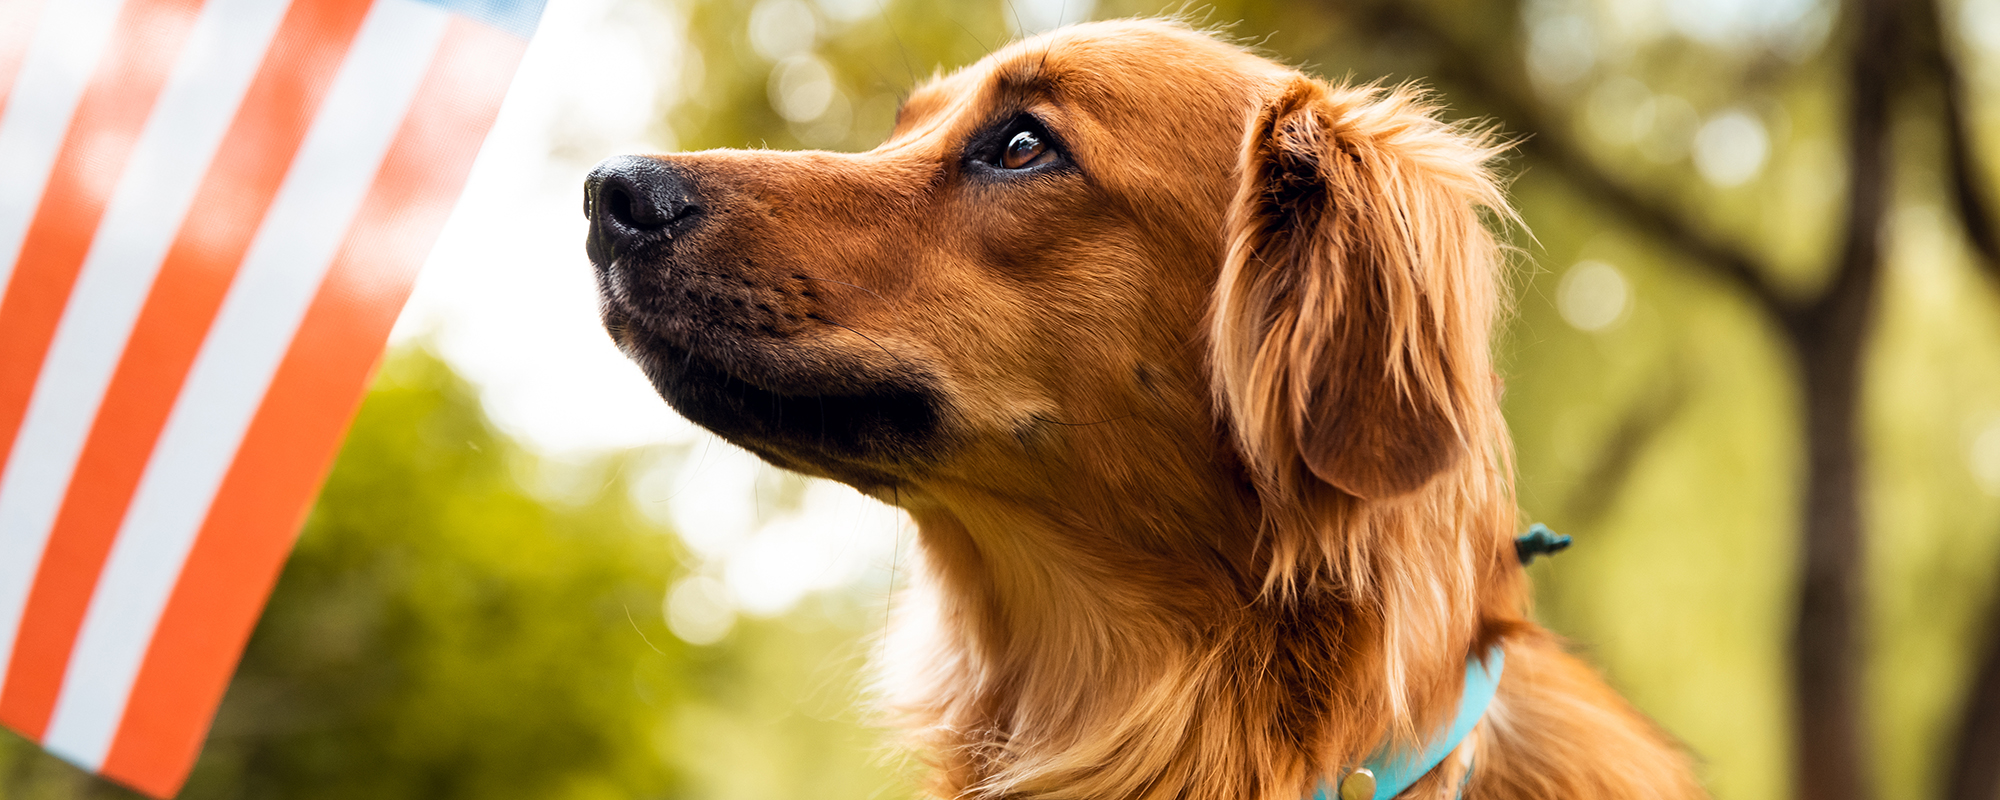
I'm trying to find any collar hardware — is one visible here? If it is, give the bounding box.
[1337,768,1376,800]
[1515,523,1571,566]
[1311,523,1548,800]
[1313,647,1504,800]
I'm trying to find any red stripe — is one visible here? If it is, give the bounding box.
[0,0,375,742]
[99,20,524,797]
[0,0,48,119]
[0,0,203,481]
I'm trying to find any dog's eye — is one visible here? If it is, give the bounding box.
[1001,131,1048,169]
[972,115,1062,173]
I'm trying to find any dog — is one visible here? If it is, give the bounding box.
[583,19,1706,800]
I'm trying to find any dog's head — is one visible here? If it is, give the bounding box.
[590,20,1522,791]
[587,19,1511,581]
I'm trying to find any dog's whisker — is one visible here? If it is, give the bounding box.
[1003,0,1027,40]
[883,486,903,648]
[871,0,915,87]
[946,13,993,58]
[822,319,897,363]
[623,605,666,655]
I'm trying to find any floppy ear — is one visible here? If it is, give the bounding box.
[1211,76,1508,501]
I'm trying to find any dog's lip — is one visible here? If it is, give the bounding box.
[608,291,918,401]
[614,307,946,479]
[597,257,811,396]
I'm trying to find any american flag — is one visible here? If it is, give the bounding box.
[0,0,543,794]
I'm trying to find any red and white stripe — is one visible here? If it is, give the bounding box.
[0,0,533,795]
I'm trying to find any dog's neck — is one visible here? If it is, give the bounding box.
[874,412,1522,800]
[893,410,1265,660]
[903,485,1252,666]
[880,471,1375,800]
[886,498,1253,799]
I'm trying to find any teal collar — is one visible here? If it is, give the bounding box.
[1312,647,1505,800]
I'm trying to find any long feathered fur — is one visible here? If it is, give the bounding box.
[603,18,1708,800]
[1210,75,1521,741]
[871,33,1703,800]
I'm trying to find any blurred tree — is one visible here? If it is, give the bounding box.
[1265,1,2000,799]
[658,0,2000,798]
[1277,0,2000,798]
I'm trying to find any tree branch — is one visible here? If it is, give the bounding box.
[1561,368,1690,530]
[1777,2,1902,797]
[1947,555,2000,800]
[1940,68,2000,280]
[1344,0,1798,323]
[1906,4,2000,798]
[1806,0,1896,344]
[1911,0,2000,285]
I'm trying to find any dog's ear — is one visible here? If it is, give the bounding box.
[1211,76,1508,501]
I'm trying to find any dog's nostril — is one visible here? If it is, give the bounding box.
[585,155,703,245]
[668,199,701,225]
[603,177,681,232]
[604,183,645,230]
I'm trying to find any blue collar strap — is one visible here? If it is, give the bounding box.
[1312,647,1505,800]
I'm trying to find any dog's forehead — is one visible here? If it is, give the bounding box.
[899,20,1280,137]
[994,20,1267,85]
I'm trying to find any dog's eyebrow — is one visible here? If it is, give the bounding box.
[993,60,1056,99]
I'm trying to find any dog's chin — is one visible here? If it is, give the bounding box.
[608,305,944,489]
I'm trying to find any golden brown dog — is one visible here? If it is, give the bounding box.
[584,19,1707,800]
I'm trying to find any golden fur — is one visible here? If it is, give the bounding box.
[587,19,1707,800]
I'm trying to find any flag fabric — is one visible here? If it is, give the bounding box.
[0,0,544,794]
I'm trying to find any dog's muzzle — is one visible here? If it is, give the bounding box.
[583,154,703,265]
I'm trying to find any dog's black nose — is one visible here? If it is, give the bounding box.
[585,155,702,262]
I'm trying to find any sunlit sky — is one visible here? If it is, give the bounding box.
[392,0,684,455]
[390,0,907,632]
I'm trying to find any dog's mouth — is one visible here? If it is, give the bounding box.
[602,294,946,483]
[583,154,949,484]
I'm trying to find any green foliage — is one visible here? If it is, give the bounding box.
[174,348,687,800]
[661,597,916,800]
[0,348,913,800]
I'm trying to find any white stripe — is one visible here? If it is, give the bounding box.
[0,0,130,697]
[0,0,293,699]
[43,0,448,768]
[0,0,129,295]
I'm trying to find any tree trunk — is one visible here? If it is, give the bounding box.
[1786,327,1873,800]
[1784,0,1898,797]
[1947,572,2000,800]
[1914,0,2000,791]
[1338,1,1909,795]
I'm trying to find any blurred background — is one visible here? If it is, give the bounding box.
[5,0,2000,797]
